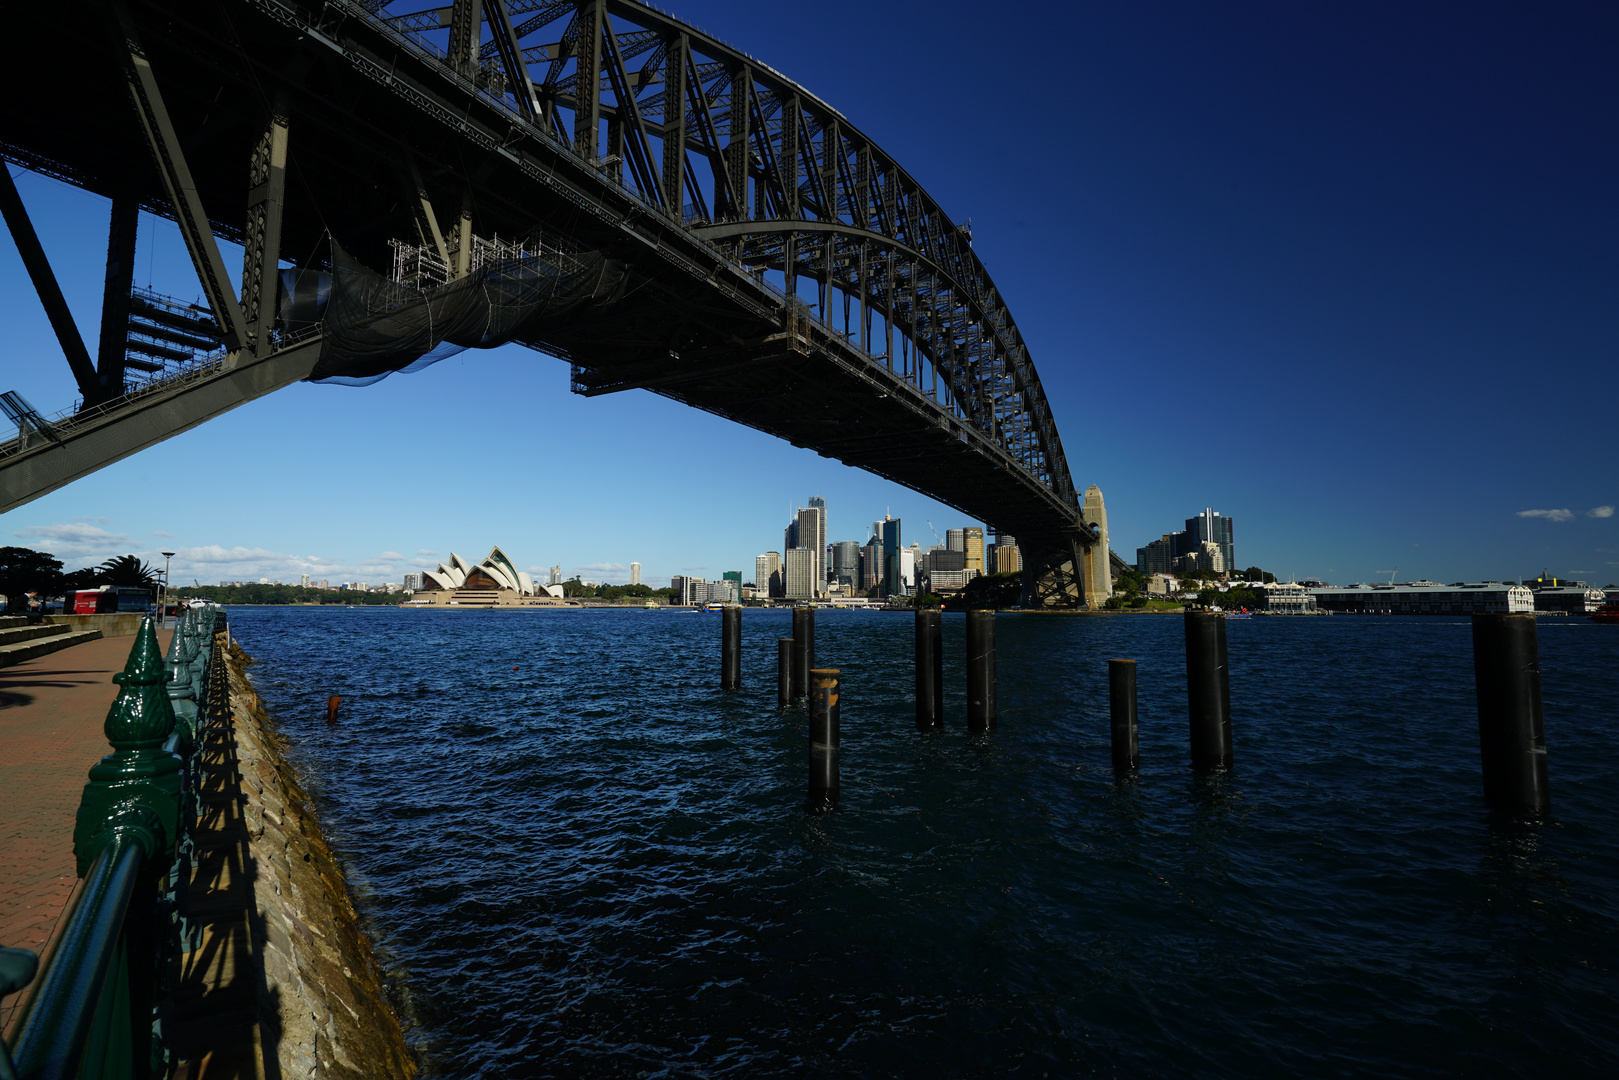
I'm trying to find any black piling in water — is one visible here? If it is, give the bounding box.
[721,606,741,690]
[778,638,794,707]
[1184,612,1232,770]
[915,608,943,728]
[792,606,815,700]
[1109,659,1138,772]
[1471,613,1550,815]
[809,668,841,812]
[966,610,996,732]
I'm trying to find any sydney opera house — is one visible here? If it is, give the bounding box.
[405,546,566,607]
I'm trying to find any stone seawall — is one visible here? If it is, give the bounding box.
[222,641,414,1079]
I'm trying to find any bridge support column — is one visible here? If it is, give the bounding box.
[113,0,245,352]
[0,165,98,401]
[1081,485,1112,608]
[243,102,289,357]
[94,189,140,402]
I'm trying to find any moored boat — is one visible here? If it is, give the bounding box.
[1591,597,1619,624]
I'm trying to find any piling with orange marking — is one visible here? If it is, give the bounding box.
[808,669,841,812]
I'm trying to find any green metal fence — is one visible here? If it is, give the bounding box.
[1,607,228,1080]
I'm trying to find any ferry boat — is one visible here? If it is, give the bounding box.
[1592,597,1619,624]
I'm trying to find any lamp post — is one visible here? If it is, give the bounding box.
[160,551,175,630]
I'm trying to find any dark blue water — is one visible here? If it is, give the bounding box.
[230,608,1618,1078]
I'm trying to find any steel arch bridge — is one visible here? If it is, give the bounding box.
[0,0,1122,604]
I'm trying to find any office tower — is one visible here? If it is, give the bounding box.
[630,562,642,586]
[808,496,827,578]
[900,548,916,591]
[1184,508,1234,573]
[785,548,816,599]
[860,541,879,593]
[756,552,783,598]
[880,517,902,596]
[300,574,310,587]
[784,517,798,553]
[946,528,965,552]
[1136,535,1178,574]
[833,541,861,586]
[963,527,984,573]
[723,570,741,598]
[549,565,562,585]
[796,504,825,592]
[401,573,422,591]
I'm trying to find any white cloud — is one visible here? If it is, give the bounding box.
[1588,506,1614,519]
[378,551,406,561]
[12,523,135,565]
[1517,508,1574,522]
[577,562,626,573]
[151,530,175,538]
[416,548,439,556]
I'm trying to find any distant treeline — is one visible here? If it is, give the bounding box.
[175,585,408,606]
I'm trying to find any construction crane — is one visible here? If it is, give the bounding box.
[926,520,942,547]
[1375,568,1398,585]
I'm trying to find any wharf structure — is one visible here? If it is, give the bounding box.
[1311,583,1534,614]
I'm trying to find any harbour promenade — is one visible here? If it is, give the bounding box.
[0,629,170,1035]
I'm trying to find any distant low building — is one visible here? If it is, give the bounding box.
[1312,583,1532,614]
[1255,582,1316,614]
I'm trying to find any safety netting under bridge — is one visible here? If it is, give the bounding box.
[279,239,627,385]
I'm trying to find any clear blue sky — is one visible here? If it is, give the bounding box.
[3,1,1616,587]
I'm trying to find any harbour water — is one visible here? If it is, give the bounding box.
[230,608,1617,1077]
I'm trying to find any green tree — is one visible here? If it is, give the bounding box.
[0,546,63,611]
[96,554,160,589]
[963,572,1023,610]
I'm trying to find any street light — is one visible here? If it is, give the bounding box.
[161,551,176,630]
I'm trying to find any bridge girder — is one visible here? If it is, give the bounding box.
[0,0,1119,603]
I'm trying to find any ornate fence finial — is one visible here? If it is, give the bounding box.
[72,615,184,875]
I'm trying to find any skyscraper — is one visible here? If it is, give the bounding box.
[785,548,816,599]
[881,517,902,596]
[946,528,965,552]
[630,562,642,586]
[808,495,827,581]
[549,565,562,586]
[756,552,783,598]
[833,541,860,587]
[795,504,825,594]
[963,527,985,574]
[1185,508,1234,573]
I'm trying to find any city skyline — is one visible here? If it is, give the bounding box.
[2,2,1614,586]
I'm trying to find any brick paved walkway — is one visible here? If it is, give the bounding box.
[0,629,170,1033]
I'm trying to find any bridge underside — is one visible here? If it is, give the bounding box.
[0,0,1124,603]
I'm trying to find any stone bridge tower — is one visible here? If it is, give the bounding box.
[1081,485,1112,607]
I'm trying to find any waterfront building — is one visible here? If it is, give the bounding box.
[785,548,817,600]
[1311,583,1533,614]
[1256,582,1316,614]
[964,527,984,574]
[630,562,641,586]
[1186,508,1234,573]
[946,528,965,552]
[722,570,742,600]
[707,580,739,604]
[1529,585,1605,614]
[408,546,567,607]
[670,575,708,606]
[991,535,1022,576]
[900,548,916,591]
[401,573,422,591]
[833,541,860,587]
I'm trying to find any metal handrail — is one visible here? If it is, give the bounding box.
[5,841,145,1080]
[1,608,229,1079]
